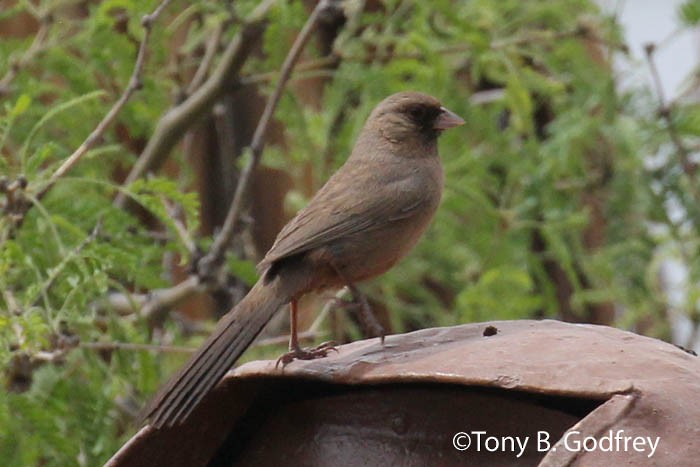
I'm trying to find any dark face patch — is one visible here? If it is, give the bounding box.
[404,103,442,136]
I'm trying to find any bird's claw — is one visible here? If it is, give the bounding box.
[276,341,338,369]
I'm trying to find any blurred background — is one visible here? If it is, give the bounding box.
[2,0,700,464]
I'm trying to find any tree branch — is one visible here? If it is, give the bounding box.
[82,341,195,353]
[108,0,340,323]
[34,0,173,203]
[102,275,203,319]
[251,330,316,348]
[114,0,277,208]
[186,21,226,96]
[644,43,698,181]
[644,41,700,236]
[161,197,196,254]
[197,0,335,278]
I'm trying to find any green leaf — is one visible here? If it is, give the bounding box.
[12,94,31,117]
[504,66,534,135]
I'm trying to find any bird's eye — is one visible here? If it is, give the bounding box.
[409,106,426,121]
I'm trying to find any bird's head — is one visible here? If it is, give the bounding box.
[368,91,464,145]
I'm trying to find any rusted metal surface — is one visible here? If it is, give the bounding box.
[108,320,700,466]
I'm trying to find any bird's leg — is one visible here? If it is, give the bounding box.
[276,299,338,368]
[289,298,301,352]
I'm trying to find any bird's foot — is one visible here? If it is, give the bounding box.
[276,341,338,368]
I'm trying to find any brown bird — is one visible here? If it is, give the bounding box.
[142,91,464,428]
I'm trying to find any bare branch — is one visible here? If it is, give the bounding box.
[161,197,196,254]
[104,275,203,319]
[147,0,173,20]
[34,0,173,203]
[644,41,700,249]
[240,54,341,86]
[82,341,195,353]
[33,349,68,363]
[102,291,149,316]
[186,21,225,95]
[109,0,338,320]
[26,339,195,368]
[198,0,334,277]
[114,0,277,208]
[251,330,317,348]
[644,43,698,181]
[139,276,203,321]
[489,26,599,50]
[311,288,348,333]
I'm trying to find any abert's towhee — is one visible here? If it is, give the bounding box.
[142,91,464,428]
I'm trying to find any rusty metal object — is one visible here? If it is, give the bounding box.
[108,320,700,466]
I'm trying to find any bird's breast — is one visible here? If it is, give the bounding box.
[328,157,443,283]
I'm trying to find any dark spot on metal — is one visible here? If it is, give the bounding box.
[390,413,406,435]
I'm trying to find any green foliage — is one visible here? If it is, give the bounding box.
[679,0,700,26]
[0,1,199,463]
[1,0,699,464]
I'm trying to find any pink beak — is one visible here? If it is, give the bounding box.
[433,106,465,130]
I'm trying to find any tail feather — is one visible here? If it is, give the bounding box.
[141,276,293,428]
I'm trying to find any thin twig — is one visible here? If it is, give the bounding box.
[251,330,317,348]
[139,275,203,320]
[644,43,698,181]
[98,275,203,319]
[103,291,148,316]
[644,42,700,240]
[240,54,341,86]
[81,332,317,354]
[161,197,196,254]
[198,0,333,278]
[238,29,621,86]
[82,341,195,353]
[33,349,68,362]
[490,28,588,49]
[30,340,195,364]
[108,0,337,319]
[242,69,338,88]
[240,30,618,88]
[34,0,172,203]
[310,288,349,333]
[186,21,225,95]
[239,45,472,87]
[645,42,700,340]
[114,0,276,207]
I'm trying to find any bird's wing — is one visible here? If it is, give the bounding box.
[258,165,428,270]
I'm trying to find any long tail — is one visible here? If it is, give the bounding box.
[141,274,294,428]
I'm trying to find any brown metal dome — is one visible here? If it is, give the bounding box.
[108,320,700,466]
